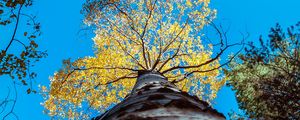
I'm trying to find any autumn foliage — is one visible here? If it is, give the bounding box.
[41,0,232,119]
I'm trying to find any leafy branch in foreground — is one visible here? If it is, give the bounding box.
[0,0,46,119]
[0,0,46,91]
[41,0,242,119]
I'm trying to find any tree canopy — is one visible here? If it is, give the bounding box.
[42,0,239,119]
[227,22,300,119]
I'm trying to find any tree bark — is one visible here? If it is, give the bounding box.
[93,71,225,120]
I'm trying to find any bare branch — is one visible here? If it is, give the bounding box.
[5,4,23,52]
[157,42,182,72]
[12,39,26,48]
[2,82,18,120]
[0,87,11,114]
[162,21,246,75]
[61,66,138,85]
[94,73,137,88]
[85,73,138,93]
[162,43,240,74]
[172,43,244,83]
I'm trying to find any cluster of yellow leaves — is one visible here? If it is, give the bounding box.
[42,0,225,119]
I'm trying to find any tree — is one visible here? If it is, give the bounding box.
[41,0,240,119]
[0,0,46,119]
[226,22,300,119]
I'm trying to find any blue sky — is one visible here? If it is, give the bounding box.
[0,0,299,119]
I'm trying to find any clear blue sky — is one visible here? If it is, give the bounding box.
[0,0,299,119]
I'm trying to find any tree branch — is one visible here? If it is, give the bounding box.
[172,43,244,83]
[162,43,240,74]
[2,82,18,120]
[61,66,138,85]
[157,42,182,72]
[5,4,23,52]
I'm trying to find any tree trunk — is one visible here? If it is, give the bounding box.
[93,71,225,120]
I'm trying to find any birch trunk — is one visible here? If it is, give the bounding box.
[93,71,225,120]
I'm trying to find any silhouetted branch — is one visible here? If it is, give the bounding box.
[157,42,183,72]
[5,4,23,52]
[12,39,26,48]
[161,43,236,74]
[61,66,138,85]
[1,82,18,120]
[94,73,137,87]
[162,21,246,76]
[172,43,244,83]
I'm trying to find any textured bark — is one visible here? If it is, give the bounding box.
[93,71,225,120]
